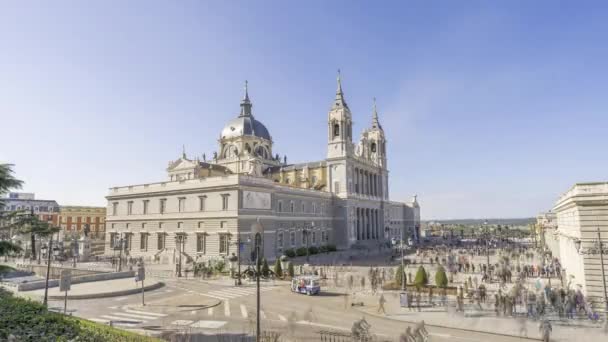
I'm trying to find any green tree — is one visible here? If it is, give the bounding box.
[395,264,405,287]
[435,265,448,288]
[0,164,24,254]
[273,259,282,277]
[0,164,23,201]
[261,258,270,277]
[287,262,295,278]
[414,265,428,290]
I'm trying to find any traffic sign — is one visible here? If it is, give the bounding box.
[59,270,72,292]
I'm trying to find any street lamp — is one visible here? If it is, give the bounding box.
[176,234,186,277]
[229,234,243,285]
[280,255,289,279]
[251,218,264,342]
[228,253,238,279]
[43,216,55,307]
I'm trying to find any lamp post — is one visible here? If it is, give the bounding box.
[176,234,186,277]
[280,255,289,279]
[43,216,54,307]
[72,231,78,269]
[251,218,264,342]
[228,253,238,281]
[303,227,310,263]
[229,234,243,285]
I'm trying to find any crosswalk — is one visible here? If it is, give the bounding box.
[200,285,277,300]
[89,308,168,327]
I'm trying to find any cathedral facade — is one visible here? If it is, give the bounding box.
[104,76,420,264]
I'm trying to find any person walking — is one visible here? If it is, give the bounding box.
[377,293,387,315]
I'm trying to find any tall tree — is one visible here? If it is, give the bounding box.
[0,164,24,254]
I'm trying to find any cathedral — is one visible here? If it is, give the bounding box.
[105,74,420,264]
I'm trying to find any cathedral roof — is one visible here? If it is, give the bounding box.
[221,81,272,141]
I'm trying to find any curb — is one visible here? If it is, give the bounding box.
[48,282,165,300]
[352,306,542,341]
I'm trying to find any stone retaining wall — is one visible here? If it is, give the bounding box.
[16,270,135,291]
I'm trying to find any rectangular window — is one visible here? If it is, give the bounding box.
[159,199,167,214]
[290,202,294,213]
[157,233,166,250]
[178,197,186,212]
[321,231,326,242]
[198,222,204,229]
[111,223,116,229]
[177,222,183,229]
[290,231,296,247]
[219,234,229,254]
[140,233,148,251]
[312,203,317,214]
[110,233,118,248]
[141,223,146,229]
[302,203,306,213]
[143,200,149,214]
[159,222,164,229]
[127,201,133,215]
[126,223,130,230]
[199,196,206,211]
[277,232,283,250]
[197,234,206,253]
[112,202,118,215]
[278,201,282,212]
[221,194,230,211]
[301,231,306,245]
[125,233,132,250]
[312,231,316,244]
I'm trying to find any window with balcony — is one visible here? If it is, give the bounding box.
[197,234,206,253]
[157,233,166,250]
[219,234,229,255]
[140,233,148,251]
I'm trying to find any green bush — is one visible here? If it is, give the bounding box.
[261,258,270,277]
[296,247,308,256]
[273,259,283,277]
[327,244,337,252]
[395,264,405,286]
[0,288,160,341]
[435,265,448,288]
[319,245,328,253]
[414,265,428,290]
[308,246,319,255]
[284,249,296,258]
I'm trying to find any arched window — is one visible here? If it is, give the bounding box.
[333,123,340,137]
[371,142,377,153]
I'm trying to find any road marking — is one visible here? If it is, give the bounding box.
[260,310,266,319]
[172,320,194,326]
[111,312,155,321]
[296,321,349,331]
[278,314,287,322]
[208,307,214,316]
[240,304,248,318]
[113,297,128,301]
[108,306,119,309]
[200,293,229,300]
[224,300,230,317]
[100,315,143,323]
[124,309,167,317]
[191,320,227,329]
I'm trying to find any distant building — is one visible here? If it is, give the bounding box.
[1,192,59,224]
[536,211,558,255]
[58,206,106,239]
[553,182,608,309]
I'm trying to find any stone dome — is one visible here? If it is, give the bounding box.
[221,116,271,141]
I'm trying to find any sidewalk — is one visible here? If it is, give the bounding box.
[24,277,164,300]
[352,291,607,341]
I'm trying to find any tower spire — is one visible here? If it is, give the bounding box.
[239,80,253,117]
[333,69,348,109]
[371,97,382,130]
[182,144,187,159]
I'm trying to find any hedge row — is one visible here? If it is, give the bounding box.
[283,244,337,258]
[0,288,160,341]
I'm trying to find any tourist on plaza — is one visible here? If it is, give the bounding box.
[378,294,386,315]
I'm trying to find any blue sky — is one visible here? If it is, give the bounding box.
[2,1,608,219]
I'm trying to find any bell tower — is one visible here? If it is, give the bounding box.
[327,71,353,159]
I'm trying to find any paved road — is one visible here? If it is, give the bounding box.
[47,277,537,341]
